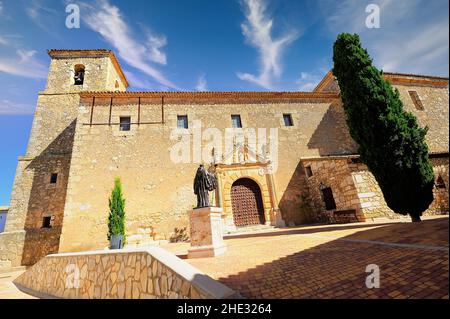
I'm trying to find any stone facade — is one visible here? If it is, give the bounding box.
[0,206,7,233]
[302,155,449,222]
[14,247,237,299]
[0,50,128,269]
[1,49,448,269]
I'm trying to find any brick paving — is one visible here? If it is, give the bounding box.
[0,216,447,299]
[184,216,449,299]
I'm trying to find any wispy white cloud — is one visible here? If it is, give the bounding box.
[237,0,299,90]
[25,0,59,34]
[195,73,208,91]
[321,0,448,76]
[323,0,420,35]
[146,33,167,65]
[0,49,47,79]
[124,70,170,91]
[0,99,35,115]
[82,0,180,90]
[296,71,325,92]
[0,0,12,21]
[377,21,449,75]
[0,36,7,45]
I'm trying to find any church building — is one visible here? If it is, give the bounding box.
[0,49,448,270]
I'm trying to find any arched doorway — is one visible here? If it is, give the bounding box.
[231,178,265,226]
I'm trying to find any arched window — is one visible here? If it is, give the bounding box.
[115,80,120,89]
[435,175,446,189]
[74,64,85,85]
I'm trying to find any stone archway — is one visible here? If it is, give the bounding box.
[231,178,265,226]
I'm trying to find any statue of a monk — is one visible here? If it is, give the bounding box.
[193,164,216,208]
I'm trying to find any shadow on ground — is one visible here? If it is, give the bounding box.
[218,217,449,299]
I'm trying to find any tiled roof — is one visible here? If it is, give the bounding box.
[79,91,340,104]
[314,71,449,92]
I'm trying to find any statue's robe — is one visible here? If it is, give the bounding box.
[193,166,215,208]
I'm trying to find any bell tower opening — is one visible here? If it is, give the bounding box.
[74,64,85,85]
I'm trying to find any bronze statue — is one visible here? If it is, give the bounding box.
[193,164,217,208]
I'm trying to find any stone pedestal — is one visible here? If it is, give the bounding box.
[188,207,227,258]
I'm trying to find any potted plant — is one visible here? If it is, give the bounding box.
[108,178,126,249]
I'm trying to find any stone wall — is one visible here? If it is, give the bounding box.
[302,156,449,222]
[45,56,126,94]
[350,163,395,219]
[351,156,449,218]
[59,97,359,252]
[301,157,364,221]
[427,156,449,214]
[278,161,313,225]
[14,247,237,299]
[395,85,449,154]
[0,228,63,271]
[0,52,130,271]
[0,231,25,270]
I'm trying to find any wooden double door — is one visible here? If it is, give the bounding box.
[230,178,265,227]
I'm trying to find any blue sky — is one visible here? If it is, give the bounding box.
[0,0,448,205]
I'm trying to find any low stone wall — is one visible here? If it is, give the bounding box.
[13,247,238,299]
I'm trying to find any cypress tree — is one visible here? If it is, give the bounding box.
[332,33,434,222]
[108,178,126,240]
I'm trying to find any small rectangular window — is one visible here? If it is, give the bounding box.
[42,216,52,228]
[283,114,293,126]
[50,173,58,184]
[177,115,188,129]
[305,166,313,178]
[408,91,424,110]
[119,116,131,131]
[231,115,242,128]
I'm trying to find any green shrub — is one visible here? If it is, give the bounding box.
[108,178,126,240]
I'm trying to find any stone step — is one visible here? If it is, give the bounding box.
[224,224,276,235]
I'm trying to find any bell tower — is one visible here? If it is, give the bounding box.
[44,49,128,94]
[0,50,128,271]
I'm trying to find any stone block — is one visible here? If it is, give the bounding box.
[188,207,227,258]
